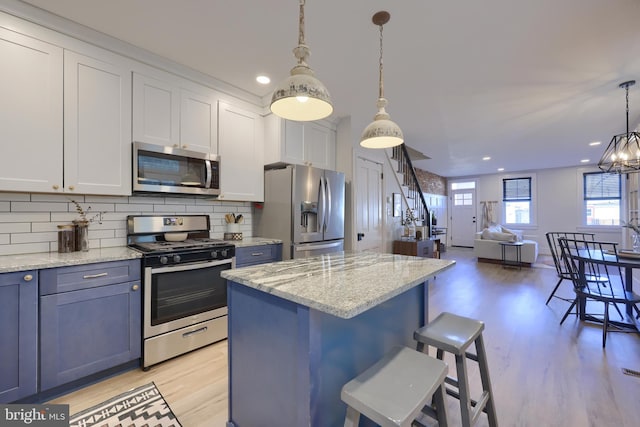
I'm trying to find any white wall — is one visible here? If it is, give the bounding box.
[0,192,252,256]
[468,165,622,255]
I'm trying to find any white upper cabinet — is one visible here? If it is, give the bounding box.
[0,27,63,193]
[132,73,179,147]
[264,114,336,171]
[64,50,131,195]
[217,101,264,202]
[133,71,218,154]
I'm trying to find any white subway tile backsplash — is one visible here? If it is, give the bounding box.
[0,192,253,255]
[0,223,31,233]
[12,202,69,212]
[0,213,51,223]
[11,232,57,244]
[186,205,214,213]
[153,204,187,213]
[0,242,49,256]
[115,203,154,212]
[84,195,130,203]
[0,193,29,201]
[129,196,166,204]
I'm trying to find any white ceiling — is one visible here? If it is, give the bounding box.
[16,0,640,178]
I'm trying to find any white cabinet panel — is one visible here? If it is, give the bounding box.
[264,114,336,171]
[218,101,263,202]
[132,72,180,147]
[133,72,218,154]
[180,87,218,154]
[0,27,63,193]
[64,50,131,195]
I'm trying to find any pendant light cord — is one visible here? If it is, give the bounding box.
[626,83,630,139]
[298,0,305,47]
[378,23,384,99]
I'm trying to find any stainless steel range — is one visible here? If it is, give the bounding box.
[127,215,234,369]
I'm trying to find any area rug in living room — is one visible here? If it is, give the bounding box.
[69,382,182,427]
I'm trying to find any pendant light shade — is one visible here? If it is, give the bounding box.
[360,11,404,149]
[270,0,333,122]
[598,80,640,174]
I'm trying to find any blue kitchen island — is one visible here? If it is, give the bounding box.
[221,251,455,427]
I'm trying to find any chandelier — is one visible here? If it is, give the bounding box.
[598,80,640,174]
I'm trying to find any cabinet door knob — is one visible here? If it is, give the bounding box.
[68,185,75,191]
[23,274,33,282]
[173,144,179,148]
[52,185,59,190]
[132,284,139,291]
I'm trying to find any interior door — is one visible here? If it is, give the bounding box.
[355,157,383,252]
[450,188,477,247]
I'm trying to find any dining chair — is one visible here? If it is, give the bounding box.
[545,232,600,305]
[558,237,640,347]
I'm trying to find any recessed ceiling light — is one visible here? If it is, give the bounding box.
[580,159,590,163]
[482,156,491,161]
[589,141,601,146]
[256,75,271,85]
[497,168,504,172]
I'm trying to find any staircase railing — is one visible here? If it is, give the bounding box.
[390,144,431,237]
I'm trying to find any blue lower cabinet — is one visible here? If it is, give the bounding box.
[39,261,141,391]
[235,243,283,268]
[0,271,38,403]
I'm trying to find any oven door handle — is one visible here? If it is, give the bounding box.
[150,259,232,274]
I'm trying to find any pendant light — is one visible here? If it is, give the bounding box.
[360,11,404,149]
[270,0,333,122]
[598,80,640,173]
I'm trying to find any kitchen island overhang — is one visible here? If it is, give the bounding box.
[222,251,455,427]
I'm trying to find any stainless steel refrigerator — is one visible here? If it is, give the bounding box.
[255,164,345,259]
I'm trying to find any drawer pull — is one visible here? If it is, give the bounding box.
[83,272,108,279]
[132,284,139,291]
[23,274,33,282]
[251,252,264,256]
[183,326,207,338]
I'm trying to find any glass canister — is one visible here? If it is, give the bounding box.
[57,224,75,253]
[73,220,90,252]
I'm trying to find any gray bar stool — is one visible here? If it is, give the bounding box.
[340,346,449,427]
[414,312,498,427]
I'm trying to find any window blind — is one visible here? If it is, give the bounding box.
[503,178,531,201]
[584,172,621,200]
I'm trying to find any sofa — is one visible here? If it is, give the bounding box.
[473,225,539,267]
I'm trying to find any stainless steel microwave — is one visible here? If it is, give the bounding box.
[133,142,220,196]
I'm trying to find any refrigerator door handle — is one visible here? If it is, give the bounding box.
[325,175,332,231]
[319,176,326,232]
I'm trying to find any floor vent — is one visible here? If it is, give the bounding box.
[622,368,640,378]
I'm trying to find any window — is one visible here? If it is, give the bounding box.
[583,172,621,226]
[503,177,531,224]
[454,193,473,206]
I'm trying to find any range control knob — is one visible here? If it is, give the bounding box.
[211,250,218,259]
[159,256,169,265]
[173,255,181,263]
[221,249,228,258]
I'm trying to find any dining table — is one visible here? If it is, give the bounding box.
[572,248,640,326]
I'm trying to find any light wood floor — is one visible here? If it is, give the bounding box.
[49,247,640,426]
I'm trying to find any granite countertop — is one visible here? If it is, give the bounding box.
[0,247,142,273]
[0,237,282,273]
[221,251,455,319]
[227,237,282,248]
